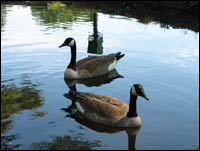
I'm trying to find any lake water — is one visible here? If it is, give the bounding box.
[1,3,199,150]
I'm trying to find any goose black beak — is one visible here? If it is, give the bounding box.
[141,93,149,101]
[59,43,65,48]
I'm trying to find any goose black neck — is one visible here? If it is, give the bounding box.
[68,42,76,70]
[126,91,138,118]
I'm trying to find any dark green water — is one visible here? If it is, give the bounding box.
[1,3,199,150]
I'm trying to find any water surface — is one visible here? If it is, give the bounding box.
[1,3,199,150]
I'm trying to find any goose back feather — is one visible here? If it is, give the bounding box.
[76,55,116,78]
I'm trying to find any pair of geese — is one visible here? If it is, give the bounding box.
[59,37,149,128]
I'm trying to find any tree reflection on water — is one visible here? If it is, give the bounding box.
[1,76,45,133]
[31,134,101,150]
[1,134,21,150]
[1,76,46,150]
[31,2,94,30]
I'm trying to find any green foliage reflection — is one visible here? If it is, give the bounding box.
[31,135,101,150]
[31,2,94,30]
[1,4,7,32]
[1,78,44,133]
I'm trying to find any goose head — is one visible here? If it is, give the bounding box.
[131,84,149,100]
[59,37,75,48]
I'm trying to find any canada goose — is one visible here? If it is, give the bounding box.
[62,105,141,150]
[59,37,125,79]
[64,69,123,91]
[64,84,149,128]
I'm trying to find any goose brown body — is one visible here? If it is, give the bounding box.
[65,92,130,126]
[65,83,149,128]
[59,37,125,79]
[75,55,116,79]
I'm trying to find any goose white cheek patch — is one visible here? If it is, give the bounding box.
[131,86,138,96]
[68,39,75,47]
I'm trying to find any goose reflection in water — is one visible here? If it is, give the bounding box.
[64,69,123,91]
[62,104,141,150]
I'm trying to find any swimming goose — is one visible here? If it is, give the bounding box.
[59,37,125,79]
[62,104,141,150]
[64,84,149,128]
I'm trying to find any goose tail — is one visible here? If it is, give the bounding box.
[115,52,125,61]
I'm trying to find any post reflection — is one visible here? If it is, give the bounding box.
[87,12,103,54]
